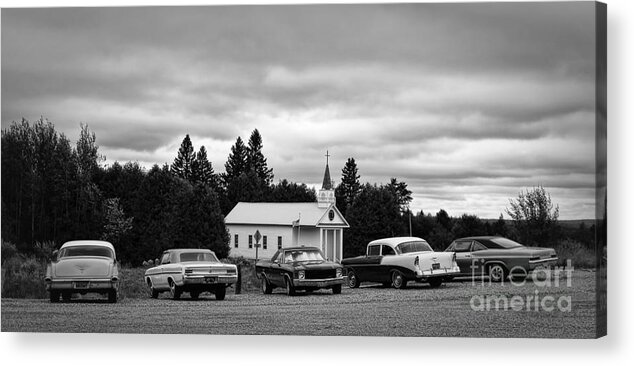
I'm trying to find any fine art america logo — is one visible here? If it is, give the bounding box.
[470,260,573,312]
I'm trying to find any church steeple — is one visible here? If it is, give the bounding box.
[318,150,336,208]
[322,150,332,190]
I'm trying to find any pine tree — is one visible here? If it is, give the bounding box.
[191,146,218,189]
[246,129,273,186]
[224,137,247,181]
[336,158,361,216]
[171,134,195,181]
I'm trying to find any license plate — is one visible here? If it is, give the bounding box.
[204,277,216,283]
[432,263,441,270]
[74,281,89,289]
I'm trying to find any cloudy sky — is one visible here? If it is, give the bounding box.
[1,2,599,219]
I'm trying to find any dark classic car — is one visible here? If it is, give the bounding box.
[45,240,120,303]
[342,237,460,289]
[445,236,558,282]
[256,246,346,296]
[144,249,238,300]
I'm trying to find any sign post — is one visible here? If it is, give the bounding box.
[254,229,262,263]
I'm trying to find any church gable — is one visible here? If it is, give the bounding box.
[316,205,349,227]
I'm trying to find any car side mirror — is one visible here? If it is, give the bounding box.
[51,250,58,262]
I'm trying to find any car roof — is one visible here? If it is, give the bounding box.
[163,248,215,254]
[456,236,502,241]
[279,246,321,251]
[368,237,428,248]
[60,240,115,251]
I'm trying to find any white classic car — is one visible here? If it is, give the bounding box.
[45,240,120,303]
[342,237,460,289]
[144,248,238,300]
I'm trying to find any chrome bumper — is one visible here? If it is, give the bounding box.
[417,266,461,278]
[182,274,238,285]
[293,277,346,287]
[46,279,118,291]
[529,257,558,270]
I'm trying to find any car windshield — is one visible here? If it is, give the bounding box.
[396,241,433,254]
[284,250,324,262]
[59,246,114,259]
[179,252,219,262]
[490,237,524,249]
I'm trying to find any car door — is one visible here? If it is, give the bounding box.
[377,245,397,282]
[155,252,172,289]
[452,240,474,274]
[469,241,488,275]
[268,251,285,287]
[363,244,383,282]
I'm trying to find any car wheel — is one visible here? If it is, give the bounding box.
[347,270,360,288]
[332,284,342,294]
[391,270,407,289]
[215,286,226,301]
[147,280,159,299]
[169,280,181,300]
[61,291,72,302]
[49,291,60,303]
[108,290,117,303]
[190,291,200,300]
[428,278,443,288]
[261,276,273,294]
[488,263,507,282]
[285,277,296,296]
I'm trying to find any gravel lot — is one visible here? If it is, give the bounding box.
[1,270,598,338]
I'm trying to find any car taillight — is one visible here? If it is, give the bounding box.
[453,253,457,262]
[414,256,419,267]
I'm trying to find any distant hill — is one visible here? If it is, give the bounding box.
[480,218,596,228]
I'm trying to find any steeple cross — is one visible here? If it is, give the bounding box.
[325,150,330,166]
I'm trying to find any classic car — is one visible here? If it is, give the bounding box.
[144,248,238,300]
[256,246,346,296]
[445,236,558,282]
[342,237,460,289]
[45,240,120,303]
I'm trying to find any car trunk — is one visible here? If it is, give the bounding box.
[54,257,112,278]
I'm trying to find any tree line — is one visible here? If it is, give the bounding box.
[2,118,595,266]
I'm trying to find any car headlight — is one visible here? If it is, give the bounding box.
[336,268,342,278]
[298,270,305,279]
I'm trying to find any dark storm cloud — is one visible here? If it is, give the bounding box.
[1,2,599,219]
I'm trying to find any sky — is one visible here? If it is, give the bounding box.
[1,2,600,219]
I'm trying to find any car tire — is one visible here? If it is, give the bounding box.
[215,286,226,301]
[147,280,159,299]
[391,270,407,289]
[190,291,200,299]
[332,284,342,294]
[428,278,443,288]
[49,291,60,303]
[261,276,273,294]
[108,290,117,303]
[285,277,296,296]
[488,263,507,282]
[169,279,181,300]
[347,270,361,288]
[62,291,72,302]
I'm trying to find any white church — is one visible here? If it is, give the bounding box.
[225,156,349,262]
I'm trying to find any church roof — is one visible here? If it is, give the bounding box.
[225,202,348,227]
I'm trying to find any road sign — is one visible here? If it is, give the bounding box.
[254,230,262,246]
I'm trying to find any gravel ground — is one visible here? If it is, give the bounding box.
[1,270,598,338]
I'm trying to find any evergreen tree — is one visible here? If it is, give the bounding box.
[335,158,361,216]
[246,129,273,185]
[268,179,317,202]
[387,178,413,211]
[191,146,218,189]
[171,134,195,181]
[224,137,247,181]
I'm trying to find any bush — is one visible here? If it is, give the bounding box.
[1,255,48,298]
[554,239,596,269]
[223,256,260,291]
[118,266,148,299]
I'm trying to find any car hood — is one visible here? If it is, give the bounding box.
[291,261,341,270]
[53,257,113,278]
